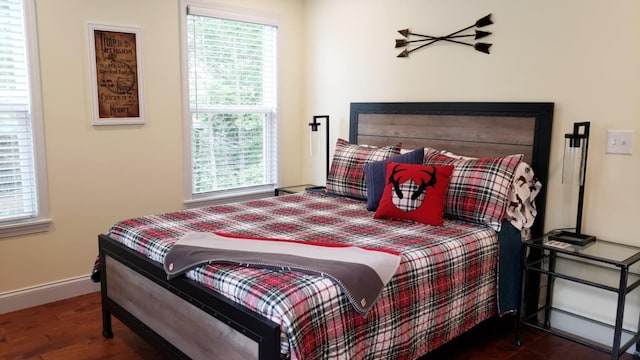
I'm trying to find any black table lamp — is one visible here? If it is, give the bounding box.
[309,115,330,179]
[549,122,596,246]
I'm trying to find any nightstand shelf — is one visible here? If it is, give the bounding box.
[274,184,324,196]
[518,233,640,359]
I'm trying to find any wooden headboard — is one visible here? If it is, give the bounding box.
[349,102,554,238]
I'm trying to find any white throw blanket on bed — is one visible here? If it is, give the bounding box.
[163,232,402,314]
[505,162,542,240]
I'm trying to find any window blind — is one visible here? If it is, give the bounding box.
[0,0,38,221]
[186,6,278,196]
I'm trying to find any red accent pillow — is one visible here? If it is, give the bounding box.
[374,163,454,226]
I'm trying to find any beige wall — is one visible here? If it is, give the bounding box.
[0,0,305,293]
[303,0,640,245]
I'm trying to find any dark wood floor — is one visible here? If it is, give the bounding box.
[0,291,635,360]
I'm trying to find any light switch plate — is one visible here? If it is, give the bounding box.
[606,130,633,155]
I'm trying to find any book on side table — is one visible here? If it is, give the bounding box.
[548,230,596,246]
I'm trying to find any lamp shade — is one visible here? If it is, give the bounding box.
[562,133,587,186]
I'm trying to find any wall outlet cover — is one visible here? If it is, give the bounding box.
[606,130,633,155]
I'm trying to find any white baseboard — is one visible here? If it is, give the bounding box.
[0,275,100,314]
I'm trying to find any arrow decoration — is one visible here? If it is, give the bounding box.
[396,14,493,57]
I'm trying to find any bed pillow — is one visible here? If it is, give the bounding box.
[438,150,542,235]
[439,149,475,160]
[374,163,453,226]
[423,147,523,231]
[326,139,401,199]
[364,147,425,211]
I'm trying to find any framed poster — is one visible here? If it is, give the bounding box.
[88,24,144,125]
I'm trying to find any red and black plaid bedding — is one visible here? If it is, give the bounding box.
[108,192,499,360]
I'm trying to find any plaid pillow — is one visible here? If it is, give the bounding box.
[423,148,523,231]
[326,139,401,199]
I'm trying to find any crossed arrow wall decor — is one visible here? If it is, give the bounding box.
[396,13,493,57]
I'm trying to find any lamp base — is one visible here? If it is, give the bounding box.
[548,231,596,246]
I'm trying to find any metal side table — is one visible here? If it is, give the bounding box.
[518,233,640,359]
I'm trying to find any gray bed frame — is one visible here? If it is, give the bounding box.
[99,101,553,359]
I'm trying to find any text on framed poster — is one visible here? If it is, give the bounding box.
[88,24,144,125]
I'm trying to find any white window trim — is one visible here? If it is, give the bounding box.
[0,0,52,237]
[179,0,280,208]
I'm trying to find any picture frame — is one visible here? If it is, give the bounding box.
[88,24,144,125]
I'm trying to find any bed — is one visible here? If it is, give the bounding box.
[98,101,553,359]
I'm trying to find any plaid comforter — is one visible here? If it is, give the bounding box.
[108,192,499,360]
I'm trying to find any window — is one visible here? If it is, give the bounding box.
[0,0,50,236]
[182,2,278,205]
